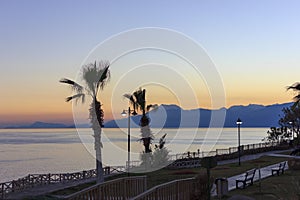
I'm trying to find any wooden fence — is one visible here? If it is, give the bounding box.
[0,166,125,199]
[131,177,195,200]
[64,176,147,200]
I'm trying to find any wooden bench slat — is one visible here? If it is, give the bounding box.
[271,161,286,176]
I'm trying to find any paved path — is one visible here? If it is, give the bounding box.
[217,149,291,165]
[226,162,288,191]
[212,149,300,197]
[211,162,289,196]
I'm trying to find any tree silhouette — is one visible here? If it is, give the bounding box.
[60,61,110,183]
[124,88,157,153]
[287,82,300,109]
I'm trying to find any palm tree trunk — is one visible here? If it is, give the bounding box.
[90,99,104,183]
[143,138,151,153]
[140,115,151,153]
[94,132,104,183]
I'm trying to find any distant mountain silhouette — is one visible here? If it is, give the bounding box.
[4,121,90,129]
[2,102,292,129]
[104,102,293,128]
[4,121,69,129]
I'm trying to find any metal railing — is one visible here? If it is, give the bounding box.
[131,177,195,200]
[0,166,125,199]
[64,176,147,200]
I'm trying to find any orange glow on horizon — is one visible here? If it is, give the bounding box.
[0,77,295,125]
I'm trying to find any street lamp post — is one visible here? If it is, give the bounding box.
[236,118,242,166]
[289,121,294,140]
[121,107,137,176]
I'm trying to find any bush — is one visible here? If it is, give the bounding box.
[152,147,170,168]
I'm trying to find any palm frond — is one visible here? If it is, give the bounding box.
[146,104,158,112]
[142,89,146,101]
[82,61,110,96]
[59,78,83,93]
[133,88,146,111]
[123,93,138,112]
[123,94,132,100]
[146,105,153,112]
[66,93,85,104]
[99,65,111,90]
[123,94,136,103]
[82,64,97,96]
[158,133,167,149]
[293,94,300,101]
[291,101,300,111]
[287,82,300,91]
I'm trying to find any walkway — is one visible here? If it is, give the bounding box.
[217,149,291,165]
[226,161,288,191]
[212,150,300,197]
[211,161,289,196]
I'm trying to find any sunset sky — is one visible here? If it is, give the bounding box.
[1,0,300,126]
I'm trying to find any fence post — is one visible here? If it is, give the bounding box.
[12,180,15,193]
[83,171,86,179]
[27,175,30,186]
[122,177,128,200]
[144,176,147,192]
[1,183,4,199]
[176,180,180,200]
[48,174,51,184]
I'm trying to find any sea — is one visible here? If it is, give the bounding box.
[0,127,269,182]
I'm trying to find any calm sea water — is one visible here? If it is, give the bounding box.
[0,128,268,182]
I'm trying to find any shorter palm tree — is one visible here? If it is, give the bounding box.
[124,88,157,153]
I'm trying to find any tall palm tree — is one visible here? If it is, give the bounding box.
[60,61,110,183]
[124,88,157,153]
[287,82,300,109]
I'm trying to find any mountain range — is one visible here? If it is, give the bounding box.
[104,102,293,128]
[3,121,90,129]
[2,102,293,129]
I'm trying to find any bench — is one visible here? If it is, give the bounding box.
[271,161,286,176]
[236,168,256,189]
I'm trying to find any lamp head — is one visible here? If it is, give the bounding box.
[121,110,127,117]
[236,118,242,125]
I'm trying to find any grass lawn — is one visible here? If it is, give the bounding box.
[220,169,300,200]
[50,155,288,197]
[137,156,288,189]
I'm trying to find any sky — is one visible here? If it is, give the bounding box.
[0,0,300,126]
